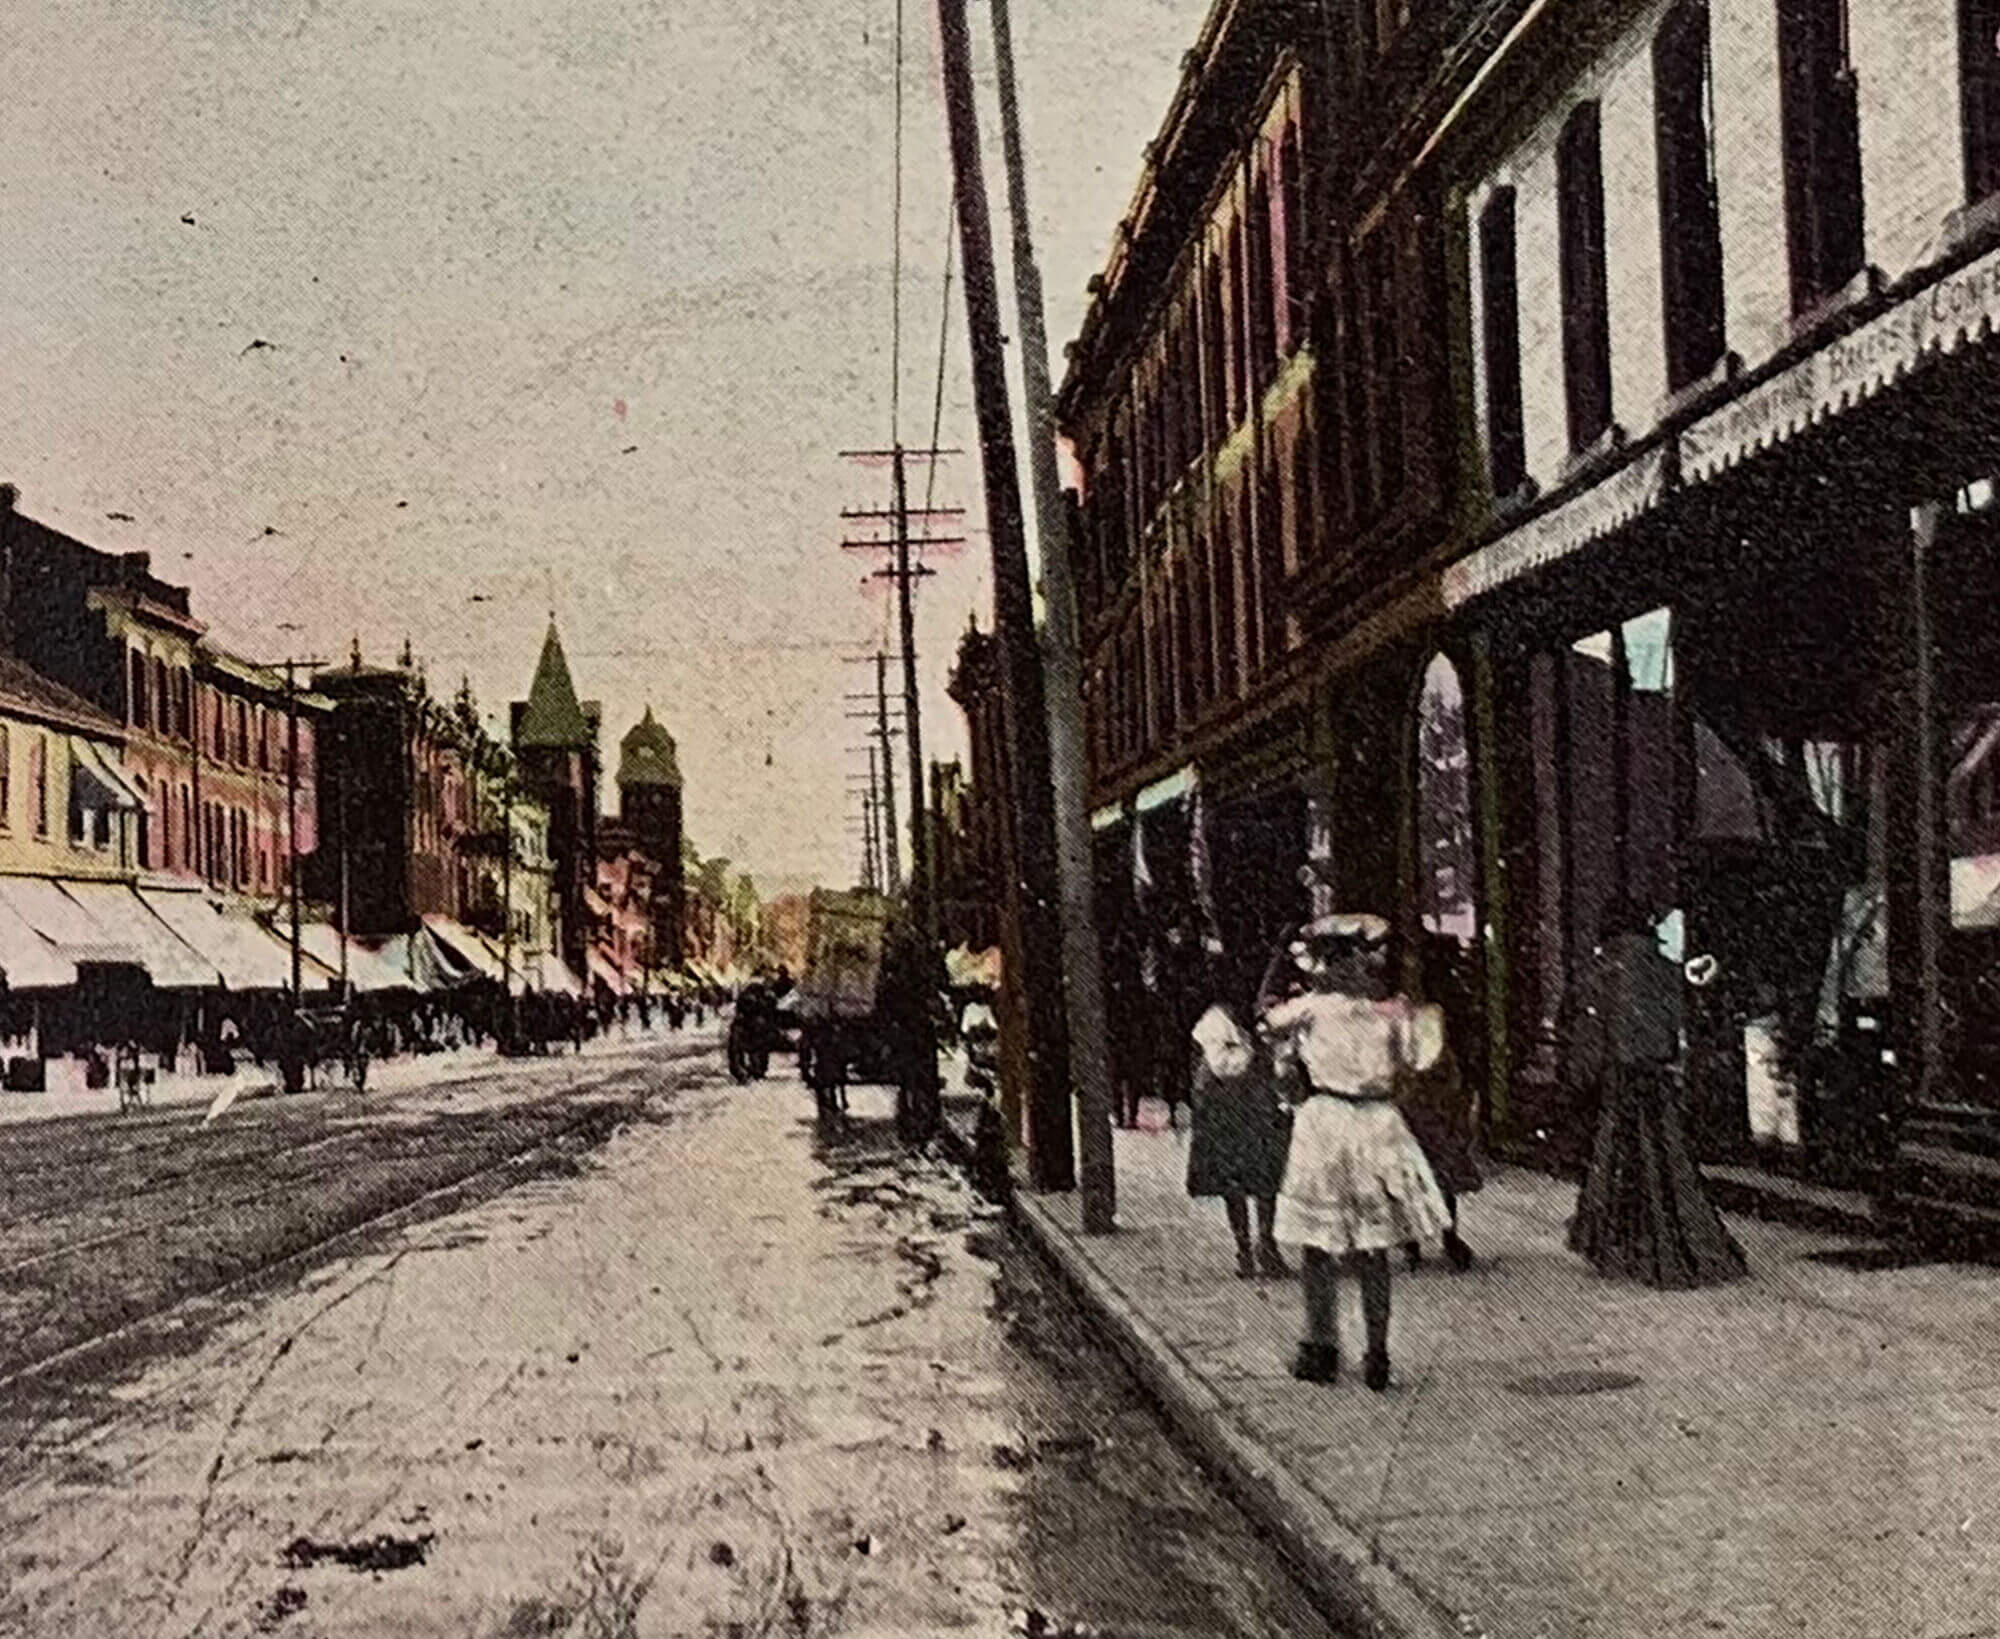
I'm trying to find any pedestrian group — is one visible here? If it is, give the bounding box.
[1176,902,1743,1395]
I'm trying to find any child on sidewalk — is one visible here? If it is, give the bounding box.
[1261,915,1451,1392]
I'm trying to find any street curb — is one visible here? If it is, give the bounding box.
[999,1186,1465,1639]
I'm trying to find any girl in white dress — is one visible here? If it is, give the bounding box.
[1261,915,1450,1390]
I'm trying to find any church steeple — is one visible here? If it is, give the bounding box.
[515,620,592,748]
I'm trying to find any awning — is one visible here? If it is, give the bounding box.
[515,951,587,998]
[370,931,450,992]
[1682,239,2000,485]
[421,915,509,985]
[586,949,627,995]
[67,736,144,811]
[0,875,145,969]
[0,893,76,989]
[60,879,218,988]
[1442,444,1671,611]
[138,888,300,991]
[293,922,413,993]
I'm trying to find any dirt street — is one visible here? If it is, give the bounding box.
[0,1038,1345,1638]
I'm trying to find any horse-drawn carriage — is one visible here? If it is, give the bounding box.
[725,979,799,1083]
[794,889,904,1120]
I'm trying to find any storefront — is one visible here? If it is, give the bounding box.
[1446,238,2000,1195]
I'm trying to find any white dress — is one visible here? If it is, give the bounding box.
[1264,992,1451,1255]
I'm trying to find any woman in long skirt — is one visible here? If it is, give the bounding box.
[1566,899,1747,1288]
[1262,916,1451,1392]
[1186,963,1292,1279]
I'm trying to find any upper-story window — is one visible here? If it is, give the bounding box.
[1226,219,1248,428]
[1279,119,1308,349]
[1359,225,1407,514]
[0,724,10,831]
[1557,102,1615,452]
[1961,0,2000,203]
[176,669,192,742]
[129,649,150,731]
[1656,0,1726,390]
[30,734,48,838]
[1776,0,1864,314]
[1248,172,1278,393]
[1479,186,1528,497]
[1203,252,1228,449]
[152,658,171,737]
[234,699,250,765]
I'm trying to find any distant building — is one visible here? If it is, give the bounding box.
[510,623,601,977]
[612,707,684,972]
[307,652,468,938]
[0,494,321,901]
[193,646,327,906]
[0,656,140,880]
[929,757,996,954]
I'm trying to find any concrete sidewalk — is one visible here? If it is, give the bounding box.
[957,1094,2000,1639]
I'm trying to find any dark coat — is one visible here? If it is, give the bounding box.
[1184,1012,1289,1200]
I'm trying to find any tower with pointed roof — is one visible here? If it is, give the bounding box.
[511,621,601,976]
[616,707,685,971]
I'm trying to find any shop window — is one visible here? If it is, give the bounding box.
[1962,0,2000,204]
[1417,655,1478,943]
[1478,188,1528,498]
[1557,103,1614,452]
[1777,0,1864,314]
[1655,0,1727,391]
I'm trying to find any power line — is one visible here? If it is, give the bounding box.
[890,0,907,446]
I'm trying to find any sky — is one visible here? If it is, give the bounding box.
[0,0,1195,891]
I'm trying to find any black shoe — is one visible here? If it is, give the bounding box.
[1235,1245,1259,1280]
[1257,1242,1292,1279]
[1291,1342,1339,1384]
[1443,1230,1476,1273]
[1364,1350,1390,1393]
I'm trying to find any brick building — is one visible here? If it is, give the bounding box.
[0,494,320,904]
[1049,0,2000,1223]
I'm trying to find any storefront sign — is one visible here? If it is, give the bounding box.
[1682,241,2000,484]
[1442,446,1669,610]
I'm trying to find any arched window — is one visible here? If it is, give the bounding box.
[1416,654,1478,944]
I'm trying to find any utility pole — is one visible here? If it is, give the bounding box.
[934,0,1076,1190]
[876,650,902,891]
[272,639,327,1005]
[336,713,350,1002]
[839,460,959,924]
[986,0,1116,1228]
